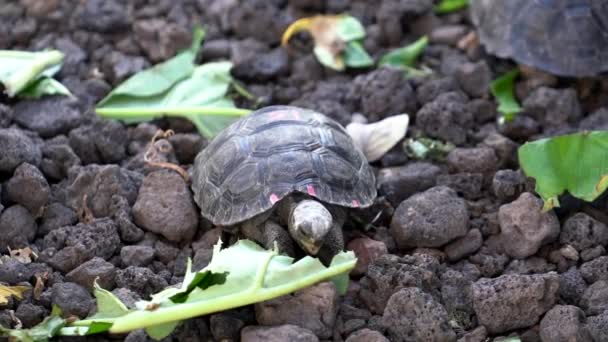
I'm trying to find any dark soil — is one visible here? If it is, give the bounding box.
[1,1,607,341]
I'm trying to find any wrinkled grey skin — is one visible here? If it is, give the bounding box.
[470,0,608,77]
[240,195,346,264]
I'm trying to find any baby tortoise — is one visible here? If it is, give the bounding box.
[191,105,376,261]
[470,0,608,77]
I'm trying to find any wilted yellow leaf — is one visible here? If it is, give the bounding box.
[0,284,29,305]
[282,15,370,70]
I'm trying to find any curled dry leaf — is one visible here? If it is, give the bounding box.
[0,284,29,305]
[8,247,37,264]
[143,129,190,182]
[346,114,409,162]
[282,15,372,70]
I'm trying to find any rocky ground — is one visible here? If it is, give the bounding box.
[1,0,608,341]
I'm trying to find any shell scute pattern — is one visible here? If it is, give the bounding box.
[192,106,376,226]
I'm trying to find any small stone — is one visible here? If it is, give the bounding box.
[349,67,417,122]
[390,186,469,249]
[154,240,180,265]
[457,326,487,342]
[168,133,205,165]
[0,205,37,253]
[0,104,13,128]
[133,20,191,62]
[469,251,509,278]
[580,280,608,316]
[51,282,93,318]
[201,39,231,61]
[69,120,128,164]
[560,213,608,251]
[359,254,440,314]
[15,303,45,328]
[447,147,498,175]
[133,170,199,242]
[468,99,497,124]
[471,273,559,334]
[78,0,131,33]
[455,61,491,98]
[115,266,168,298]
[504,257,556,275]
[416,92,473,145]
[230,39,269,65]
[111,287,141,309]
[347,237,388,276]
[498,193,560,259]
[102,51,147,85]
[436,173,484,200]
[376,162,441,207]
[430,25,468,45]
[382,287,456,342]
[40,143,80,181]
[445,229,482,262]
[340,303,371,321]
[39,202,77,235]
[0,128,41,173]
[341,318,366,336]
[346,328,389,342]
[580,256,608,283]
[560,245,579,261]
[539,305,592,342]
[558,268,588,306]
[241,325,319,342]
[498,115,540,141]
[492,169,527,202]
[43,218,120,270]
[12,96,81,138]
[66,257,116,290]
[231,48,289,82]
[523,87,581,127]
[480,133,518,167]
[120,245,155,267]
[580,245,605,262]
[210,313,245,341]
[416,77,460,104]
[55,38,87,77]
[579,107,608,131]
[587,311,608,342]
[255,282,337,339]
[440,269,475,329]
[6,163,50,217]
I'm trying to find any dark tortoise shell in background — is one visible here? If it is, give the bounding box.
[471,0,608,77]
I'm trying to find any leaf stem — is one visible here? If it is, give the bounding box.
[96,106,252,119]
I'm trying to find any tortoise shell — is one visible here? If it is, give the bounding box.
[191,105,377,226]
[470,0,608,77]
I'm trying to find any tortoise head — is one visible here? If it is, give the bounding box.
[288,200,333,255]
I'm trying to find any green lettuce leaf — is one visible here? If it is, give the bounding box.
[97,26,204,105]
[379,36,428,69]
[68,239,356,340]
[491,69,522,123]
[0,50,71,98]
[518,131,608,210]
[95,26,251,138]
[435,0,469,14]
